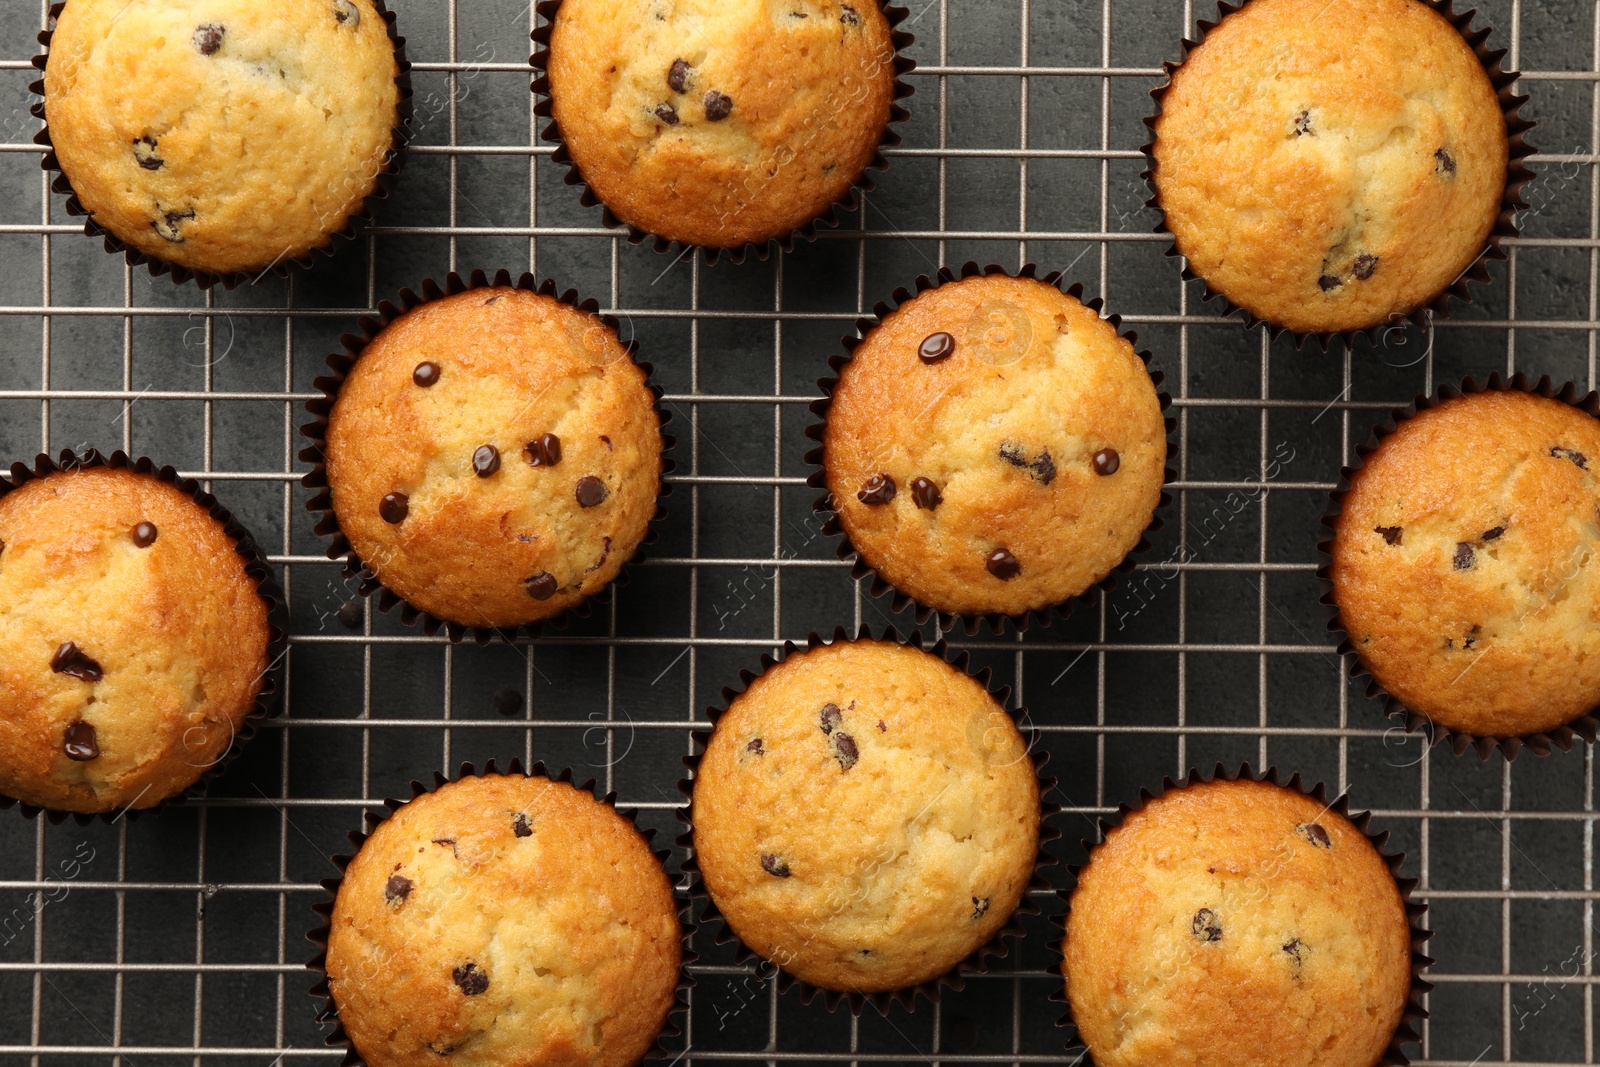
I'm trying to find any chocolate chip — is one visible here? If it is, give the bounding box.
[654,103,679,125]
[336,600,363,628]
[472,445,500,478]
[746,737,764,755]
[1318,274,1341,292]
[841,4,862,23]
[379,492,409,524]
[667,58,692,93]
[1297,822,1332,848]
[704,91,733,121]
[858,473,896,505]
[1086,448,1119,476]
[1191,908,1222,942]
[761,854,791,877]
[1463,626,1480,650]
[525,572,558,601]
[1293,110,1312,136]
[452,964,488,996]
[0,539,6,558]
[1352,253,1378,280]
[1552,446,1589,469]
[1454,542,1475,570]
[833,732,858,771]
[1375,525,1403,546]
[819,703,841,735]
[131,521,157,548]
[512,812,532,838]
[986,548,1020,580]
[918,331,956,363]
[525,433,562,467]
[999,442,1056,485]
[333,0,360,26]
[876,720,886,732]
[152,207,196,243]
[970,896,990,920]
[51,642,103,683]
[1436,147,1456,175]
[384,874,412,906]
[133,136,163,171]
[575,476,608,508]
[62,721,98,762]
[491,687,522,716]
[193,23,224,54]
[1482,526,1505,541]
[911,476,942,510]
[1283,938,1305,963]
[413,361,441,387]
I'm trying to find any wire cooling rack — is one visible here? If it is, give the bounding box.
[1,0,1599,1063]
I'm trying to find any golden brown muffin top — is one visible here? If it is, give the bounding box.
[323,287,664,630]
[692,639,1040,993]
[0,466,272,813]
[823,274,1167,618]
[325,774,681,1067]
[547,0,898,249]
[1332,390,1600,738]
[1152,0,1508,334]
[44,0,401,277]
[1064,778,1412,1067]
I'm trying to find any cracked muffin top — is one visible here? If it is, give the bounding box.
[1331,389,1600,739]
[324,773,681,1067]
[1064,778,1412,1067]
[322,286,664,631]
[822,273,1167,620]
[43,0,402,278]
[0,466,272,813]
[1151,0,1508,335]
[545,0,899,249]
[691,638,1040,993]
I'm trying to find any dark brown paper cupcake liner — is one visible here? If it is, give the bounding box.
[1318,371,1600,761]
[804,261,1176,636]
[529,0,915,266]
[30,0,415,291]
[298,267,675,646]
[675,624,1062,1015]
[0,448,288,825]
[306,759,694,1065]
[1050,764,1432,1066]
[1141,0,1536,351]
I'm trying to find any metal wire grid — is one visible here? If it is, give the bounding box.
[0,0,1597,1063]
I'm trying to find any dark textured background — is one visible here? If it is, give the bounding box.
[0,0,1594,1062]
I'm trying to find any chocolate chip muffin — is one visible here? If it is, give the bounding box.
[1064,777,1413,1067]
[1151,0,1510,335]
[42,0,404,279]
[542,0,901,250]
[1330,388,1600,740]
[0,464,273,813]
[690,638,1040,993]
[317,284,664,631]
[820,271,1167,621]
[323,772,681,1067]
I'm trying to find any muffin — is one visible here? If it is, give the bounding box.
[690,638,1040,994]
[42,0,404,279]
[0,463,273,813]
[1064,777,1413,1067]
[820,270,1167,621]
[1330,387,1600,740]
[541,0,901,250]
[1150,0,1510,335]
[316,284,664,631]
[322,772,681,1067]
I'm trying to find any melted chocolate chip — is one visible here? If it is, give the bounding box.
[667,58,692,93]
[911,476,942,510]
[413,361,441,387]
[584,536,612,575]
[575,476,608,508]
[131,521,158,548]
[472,445,500,478]
[1482,526,1505,541]
[999,442,1056,485]
[333,0,360,26]
[1352,253,1378,280]
[452,964,489,996]
[512,812,532,838]
[51,642,103,683]
[1293,110,1312,136]
[918,331,956,363]
[746,737,764,755]
[761,853,791,877]
[1297,822,1332,848]
[654,103,680,125]
[152,207,196,243]
[704,91,733,121]
[133,136,163,171]
[525,572,558,601]
[819,703,842,734]
[1283,938,1305,963]
[193,23,224,54]
[1318,274,1341,292]
[0,539,6,558]
[1454,542,1475,570]
[379,492,409,524]
[986,548,1020,580]
[833,732,859,771]
[492,687,523,716]
[858,473,896,505]
[337,600,363,628]
[1552,446,1589,469]
[841,4,862,23]
[62,720,98,762]
[1436,147,1457,175]
[1093,448,1120,476]
[427,1042,458,1057]
[970,896,990,920]
[1375,525,1403,546]
[1191,908,1222,942]
[525,433,562,467]
[384,874,413,906]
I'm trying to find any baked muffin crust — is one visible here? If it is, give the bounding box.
[325,774,681,1067]
[823,273,1167,619]
[44,0,402,277]
[0,466,271,813]
[1331,389,1600,738]
[1152,0,1509,334]
[322,286,664,630]
[691,639,1040,993]
[1064,778,1412,1067]
[546,0,898,249]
